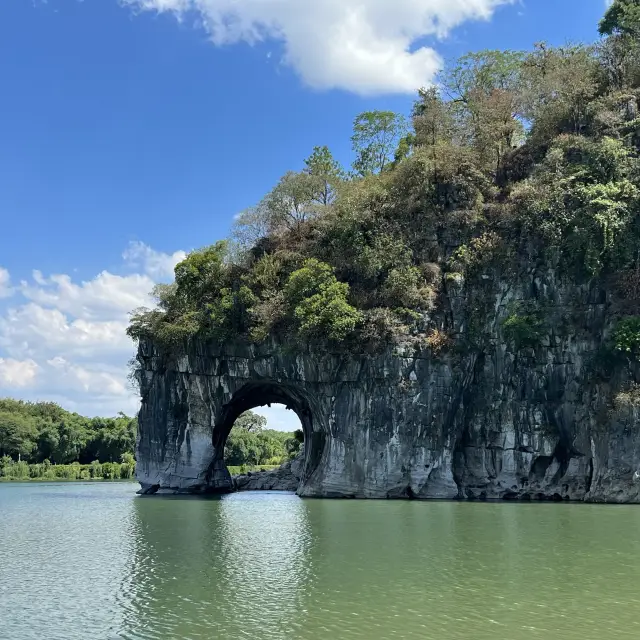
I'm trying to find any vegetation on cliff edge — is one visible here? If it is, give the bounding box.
[127,1,640,357]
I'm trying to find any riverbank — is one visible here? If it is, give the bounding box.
[0,477,137,483]
[227,464,279,476]
[0,461,278,482]
[0,459,136,482]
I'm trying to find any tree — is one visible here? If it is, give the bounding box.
[444,50,524,99]
[283,258,337,305]
[263,171,321,233]
[598,1,640,90]
[231,204,272,251]
[0,398,138,464]
[511,135,639,275]
[351,111,408,176]
[285,429,304,458]
[303,146,345,206]
[232,148,343,252]
[84,415,138,463]
[51,417,89,464]
[173,241,229,307]
[600,0,640,36]
[233,411,267,433]
[284,259,361,341]
[412,87,456,149]
[35,423,60,462]
[224,428,294,466]
[442,50,526,173]
[521,43,598,141]
[0,411,37,459]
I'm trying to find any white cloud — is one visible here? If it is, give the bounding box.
[0,244,183,416]
[0,358,39,388]
[20,270,156,321]
[123,241,187,280]
[122,0,513,95]
[46,357,128,398]
[0,303,131,360]
[253,404,301,433]
[0,267,13,299]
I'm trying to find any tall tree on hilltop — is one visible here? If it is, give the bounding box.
[412,87,456,149]
[264,171,320,233]
[521,43,599,141]
[442,50,526,174]
[598,0,640,89]
[303,146,345,206]
[351,111,408,176]
[600,0,640,36]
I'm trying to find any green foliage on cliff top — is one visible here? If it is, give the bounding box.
[128,4,640,352]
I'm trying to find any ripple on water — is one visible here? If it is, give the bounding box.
[3,485,640,639]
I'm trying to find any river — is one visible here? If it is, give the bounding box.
[1,482,640,639]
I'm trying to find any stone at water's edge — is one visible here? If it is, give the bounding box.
[232,453,304,492]
[134,271,640,502]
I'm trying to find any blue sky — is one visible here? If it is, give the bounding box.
[0,0,609,426]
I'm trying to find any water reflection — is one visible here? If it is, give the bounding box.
[0,483,138,640]
[124,492,312,639]
[4,484,640,640]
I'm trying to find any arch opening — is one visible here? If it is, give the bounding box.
[224,405,303,469]
[206,382,322,493]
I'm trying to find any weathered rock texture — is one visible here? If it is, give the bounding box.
[135,269,640,502]
[233,452,304,492]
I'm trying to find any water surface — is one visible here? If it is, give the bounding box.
[1,482,640,639]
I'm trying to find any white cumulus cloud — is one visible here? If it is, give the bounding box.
[20,270,156,321]
[0,243,184,416]
[0,303,132,360]
[0,358,39,388]
[123,241,187,280]
[0,267,13,299]
[122,0,513,95]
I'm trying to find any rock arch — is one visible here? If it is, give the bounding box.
[134,338,461,498]
[134,326,640,502]
[206,381,323,493]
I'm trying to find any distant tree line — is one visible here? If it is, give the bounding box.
[0,399,301,473]
[0,398,137,464]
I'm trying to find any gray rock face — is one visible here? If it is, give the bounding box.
[233,453,304,492]
[135,270,640,502]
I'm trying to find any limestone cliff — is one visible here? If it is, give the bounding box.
[135,266,640,502]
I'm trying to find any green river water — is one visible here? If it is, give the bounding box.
[1,482,640,639]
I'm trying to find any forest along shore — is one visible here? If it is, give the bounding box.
[0,458,136,482]
[0,399,301,481]
[0,398,137,481]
